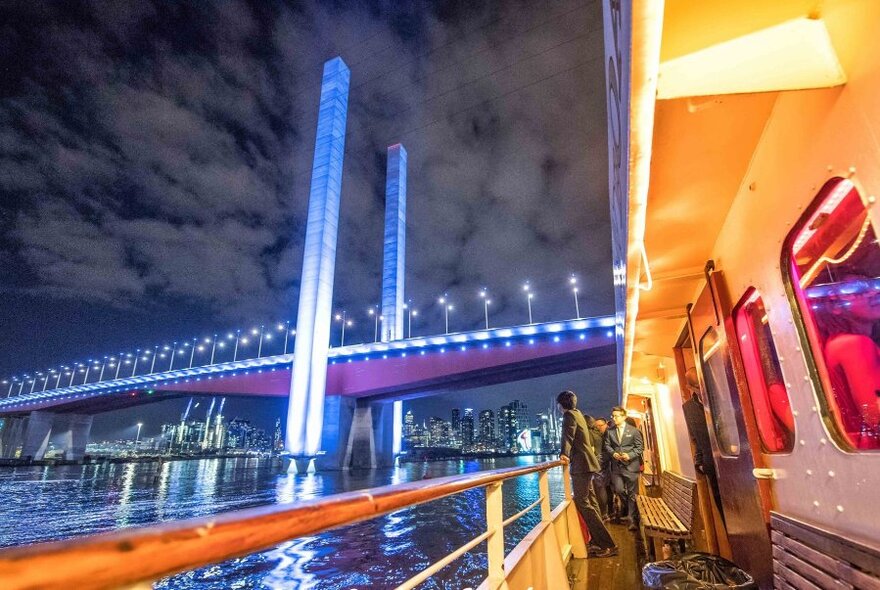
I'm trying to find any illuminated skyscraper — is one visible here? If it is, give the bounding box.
[497,404,517,451]
[511,399,529,432]
[461,408,474,448]
[273,418,283,452]
[404,411,415,436]
[478,410,494,445]
[428,417,451,446]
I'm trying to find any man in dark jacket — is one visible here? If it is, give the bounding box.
[586,416,610,520]
[682,386,725,524]
[605,405,644,531]
[558,390,617,557]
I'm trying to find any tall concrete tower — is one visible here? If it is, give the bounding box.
[286,57,350,463]
[380,144,407,457]
[381,144,407,342]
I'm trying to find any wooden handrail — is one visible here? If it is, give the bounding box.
[0,460,565,590]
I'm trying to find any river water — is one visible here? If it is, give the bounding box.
[0,456,567,589]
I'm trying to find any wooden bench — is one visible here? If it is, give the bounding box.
[636,471,697,559]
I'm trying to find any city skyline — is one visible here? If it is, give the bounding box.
[78,364,616,445]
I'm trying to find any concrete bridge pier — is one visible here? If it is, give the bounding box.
[369,400,396,469]
[57,414,93,461]
[20,411,54,461]
[0,416,26,459]
[315,396,397,471]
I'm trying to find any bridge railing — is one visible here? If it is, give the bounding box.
[0,460,586,589]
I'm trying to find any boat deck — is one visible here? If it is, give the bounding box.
[568,522,647,590]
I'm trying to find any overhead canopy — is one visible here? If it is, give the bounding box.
[616,0,860,394]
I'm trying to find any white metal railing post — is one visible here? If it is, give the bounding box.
[485,482,505,589]
[562,462,572,501]
[561,461,588,559]
[539,469,551,522]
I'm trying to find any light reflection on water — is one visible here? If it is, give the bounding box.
[0,457,565,589]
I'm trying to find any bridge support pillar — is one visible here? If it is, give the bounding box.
[20,411,54,461]
[58,414,93,461]
[290,457,315,474]
[370,400,396,469]
[314,397,396,470]
[346,404,376,470]
[0,416,26,459]
[316,395,356,471]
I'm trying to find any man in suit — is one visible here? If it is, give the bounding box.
[585,416,610,520]
[558,390,617,557]
[604,405,644,531]
[681,376,725,523]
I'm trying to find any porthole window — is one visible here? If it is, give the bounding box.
[699,327,742,457]
[784,177,880,450]
[733,289,794,453]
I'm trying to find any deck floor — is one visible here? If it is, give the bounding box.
[568,522,648,590]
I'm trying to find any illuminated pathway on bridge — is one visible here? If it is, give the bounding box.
[0,316,615,415]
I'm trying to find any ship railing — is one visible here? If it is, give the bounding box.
[0,460,587,590]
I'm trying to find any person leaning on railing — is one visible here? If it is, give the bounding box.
[557,390,618,558]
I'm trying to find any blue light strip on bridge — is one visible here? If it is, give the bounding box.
[0,317,614,412]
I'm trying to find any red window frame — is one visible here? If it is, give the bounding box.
[732,288,794,453]
[782,177,880,451]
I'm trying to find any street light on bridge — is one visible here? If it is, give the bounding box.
[368,307,381,342]
[256,325,266,358]
[132,349,143,377]
[279,321,292,354]
[230,331,240,362]
[438,296,453,334]
[149,346,159,374]
[98,357,108,382]
[479,289,492,330]
[187,339,198,369]
[335,312,354,347]
[82,361,92,384]
[114,352,124,379]
[570,275,581,319]
[403,302,417,338]
[168,342,178,371]
[523,282,534,325]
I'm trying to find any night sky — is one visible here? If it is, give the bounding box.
[0,0,612,439]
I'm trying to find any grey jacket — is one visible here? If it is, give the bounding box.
[604,422,644,474]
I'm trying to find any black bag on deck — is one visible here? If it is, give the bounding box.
[642,552,757,589]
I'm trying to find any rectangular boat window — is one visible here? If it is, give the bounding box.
[699,327,742,457]
[733,289,795,453]
[785,177,880,450]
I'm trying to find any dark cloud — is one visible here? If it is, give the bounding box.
[0,0,611,398]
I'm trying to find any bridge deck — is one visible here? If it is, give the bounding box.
[0,317,615,415]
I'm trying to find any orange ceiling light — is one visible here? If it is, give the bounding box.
[658,16,846,99]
